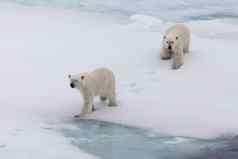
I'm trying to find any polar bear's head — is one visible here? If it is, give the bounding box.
[68,73,89,89]
[162,34,179,51]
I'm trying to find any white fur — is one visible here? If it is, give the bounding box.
[69,68,117,116]
[160,24,190,69]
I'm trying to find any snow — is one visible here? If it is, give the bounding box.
[0,1,238,158]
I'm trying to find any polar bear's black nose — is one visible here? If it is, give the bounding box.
[168,45,172,50]
[70,82,75,88]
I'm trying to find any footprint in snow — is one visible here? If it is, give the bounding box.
[41,126,54,130]
[128,82,144,94]
[0,144,7,149]
[145,70,157,75]
[128,82,137,88]
[10,128,24,136]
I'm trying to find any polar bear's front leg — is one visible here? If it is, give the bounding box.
[160,47,172,60]
[77,94,94,117]
[108,93,117,107]
[172,47,184,70]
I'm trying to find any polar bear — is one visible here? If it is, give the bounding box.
[160,24,190,69]
[68,68,117,117]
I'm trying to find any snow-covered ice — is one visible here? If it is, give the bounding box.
[1,0,238,158]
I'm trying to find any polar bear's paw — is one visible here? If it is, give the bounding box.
[161,56,172,60]
[108,101,117,107]
[73,105,95,118]
[92,105,96,112]
[172,62,183,70]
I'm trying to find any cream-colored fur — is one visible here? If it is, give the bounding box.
[69,68,117,117]
[160,24,190,69]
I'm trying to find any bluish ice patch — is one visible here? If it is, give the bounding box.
[189,135,238,159]
[10,0,83,8]
[9,0,238,21]
[187,13,238,21]
[61,119,226,159]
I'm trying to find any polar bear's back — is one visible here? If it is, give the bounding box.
[90,68,115,96]
[91,68,115,80]
[166,24,190,39]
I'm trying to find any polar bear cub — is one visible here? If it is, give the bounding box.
[160,24,190,69]
[68,68,117,117]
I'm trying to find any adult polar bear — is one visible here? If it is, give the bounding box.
[160,24,190,69]
[68,68,117,117]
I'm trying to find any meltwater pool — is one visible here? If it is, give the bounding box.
[61,119,233,159]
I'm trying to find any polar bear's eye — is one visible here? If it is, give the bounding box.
[176,36,179,40]
[81,76,85,80]
[163,36,166,39]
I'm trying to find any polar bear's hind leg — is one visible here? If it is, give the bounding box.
[184,39,190,53]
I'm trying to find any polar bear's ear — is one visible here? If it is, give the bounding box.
[176,36,179,40]
[81,75,85,80]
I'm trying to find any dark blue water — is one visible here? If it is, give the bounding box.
[61,119,229,159]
